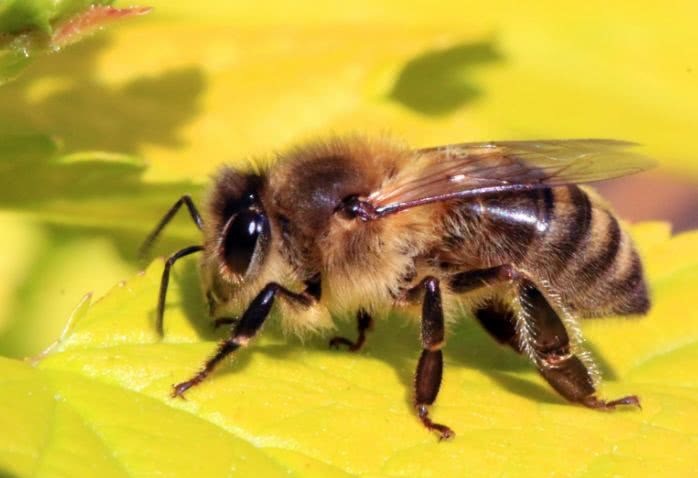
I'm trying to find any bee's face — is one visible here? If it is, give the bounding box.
[208,169,271,284]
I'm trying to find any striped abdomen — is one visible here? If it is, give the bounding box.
[439,185,650,316]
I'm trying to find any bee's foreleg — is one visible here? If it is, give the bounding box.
[518,279,640,410]
[156,245,205,336]
[410,276,455,440]
[171,282,314,398]
[329,309,373,351]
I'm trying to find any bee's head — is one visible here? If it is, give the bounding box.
[207,168,270,283]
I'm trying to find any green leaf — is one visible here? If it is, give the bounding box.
[0,136,200,357]
[0,1,150,84]
[0,47,30,84]
[0,223,696,476]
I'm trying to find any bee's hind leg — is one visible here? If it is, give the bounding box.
[473,299,522,353]
[450,266,640,411]
[329,309,373,352]
[451,265,523,353]
[517,279,641,410]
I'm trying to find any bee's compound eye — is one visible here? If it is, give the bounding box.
[222,210,268,276]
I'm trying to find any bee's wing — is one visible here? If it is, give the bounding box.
[368,139,654,217]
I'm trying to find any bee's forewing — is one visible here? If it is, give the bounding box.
[369,139,655,216]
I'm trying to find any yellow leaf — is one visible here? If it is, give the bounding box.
[0,1,150,84]
[1,0,696,180]
[0,223,695,476]
[0,2,696,474]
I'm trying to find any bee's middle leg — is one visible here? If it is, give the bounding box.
[329,309,373,352]
[411,276,454,440]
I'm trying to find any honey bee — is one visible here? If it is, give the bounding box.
[141,136,652,440]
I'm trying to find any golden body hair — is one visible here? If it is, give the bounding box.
[201,136,648,336]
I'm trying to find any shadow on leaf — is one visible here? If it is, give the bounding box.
[0,32,209,259]
[389,39,502,115]
[0,36,205,154]
[0,133,204,252]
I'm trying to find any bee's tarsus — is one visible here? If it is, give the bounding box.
[417,404,455,441]
[171,382,192,399]
[582,394,641,411]
[515,279,641,412]
[328,309,373,352]
[447,266,642,419]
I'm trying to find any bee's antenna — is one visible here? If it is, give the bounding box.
[156,245,204,336]
[139,195,204,259]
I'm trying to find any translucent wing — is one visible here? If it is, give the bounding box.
[368,139,654,217]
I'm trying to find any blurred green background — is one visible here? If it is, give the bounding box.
[0,0,696,359]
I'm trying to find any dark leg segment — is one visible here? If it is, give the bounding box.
[450,265,521,352]
[449,264,518,294]
[156,245,204,336]
[410,277,454,440]
[329,309,373,351]
[211,275,320,331]
[449,264,640,410]
[518,279,640,410]
[473,299,521,353]
[172,282,314,398]
[447,264,639,411]
[139,195,204,258]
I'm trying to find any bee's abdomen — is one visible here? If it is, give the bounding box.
[443,188,555,266]
[527,186,650,316]
[440,185,649,317]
